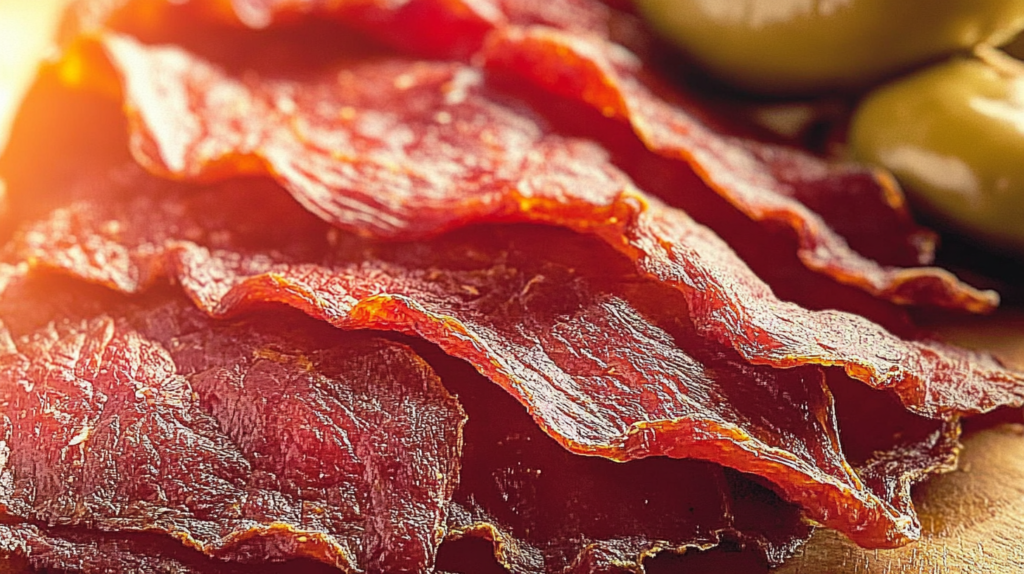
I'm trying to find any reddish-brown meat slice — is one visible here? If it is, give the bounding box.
[63,0,987,311]
[0,471,805,574]
[0,523,341,574]
[62,0,622,59]
[54,35,1023,418]
[1,152,957,548]
[0,275,815,573]
[480,27,987,310]
[0,281,466,573]
[1,371,953,574]
[419,343,814,573]
[825,370,962,524]
[0,0,991,568]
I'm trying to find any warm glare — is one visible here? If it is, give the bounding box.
[0,0,67,150]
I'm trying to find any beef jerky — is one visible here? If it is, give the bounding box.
[47,35,1023,418]
[480,27,988,310]
[0,272,819,573]
[60,0,991,312]
[2,159,962,548]
[0,523,341,574]
[60,0,624,60]
[422,344,812,573]
[513,91,922,333]
[825,370,962,528]
[0,63,914,350]
[0,280,466,573]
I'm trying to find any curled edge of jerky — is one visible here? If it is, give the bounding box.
[65,34,1024,420]
[0,272,816,573]
[479,25,996,313]
[66,0,991,312]
[5,190,951,548]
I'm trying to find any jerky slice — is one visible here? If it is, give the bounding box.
[68,0,988,311]
[428,343,812,573]
[6,157,949,548]
[62,0,620,59]
[0,0,983,564]
[0,274,816,574]
[67,36,1023,418]
[481,26,991,311]
[0,283,466,573]
[0,523,340,574]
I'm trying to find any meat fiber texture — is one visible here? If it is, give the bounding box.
[0,0,1020,572]
[60,0,996,312]
[38,28,1024,419]
[0,274,816,573]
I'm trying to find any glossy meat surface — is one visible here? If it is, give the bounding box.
[62,0,996,311]
[1,150,960,546]
[48,36,1024,418]
[481,26,988,310]
[0,0,1010,569]
[421,343,813,573]
[0,275,816,572]
[0,284,466,572]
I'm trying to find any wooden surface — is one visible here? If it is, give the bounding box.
[778,423,1024,574]
[777,311,1024,574]
[0,2,1023,573]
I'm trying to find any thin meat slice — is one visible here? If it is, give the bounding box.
[0,523,217,574]
[424,343,812,573]
[825,370,962,528]
[0,473,803,574]
[0,280,466,573]
[0,274,815,573]
[2,159,957,548]
[55,36,1023,417]
[3,370,955,574]
[481,27,986,310]
[61,0,623,59]
[0,523,341,574]
[61,0,985,311]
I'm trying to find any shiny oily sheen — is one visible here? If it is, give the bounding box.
[850,56,1024,254]
[635,0,1024,94]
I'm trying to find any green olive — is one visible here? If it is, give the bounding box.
[849,53,1024,254]
[635,0,1024,95]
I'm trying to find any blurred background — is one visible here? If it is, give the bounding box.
[0,0,67,151]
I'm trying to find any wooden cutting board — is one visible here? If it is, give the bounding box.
[775,311,1024,574]
[777,422,1024,574]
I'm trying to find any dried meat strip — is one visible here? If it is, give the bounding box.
[824,371,962,524]
[0,275,815,574]
[410,343,812,573]
[0,281,466,573]
[0,523,340,574]
[1,156,957,548]
[480,27,990,311]
[0,2,988,571]
[61,0,622,59]
[0,481,800,574]
[64,0,990,311]
[55,35,1024,418]
[0,523,217,574]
